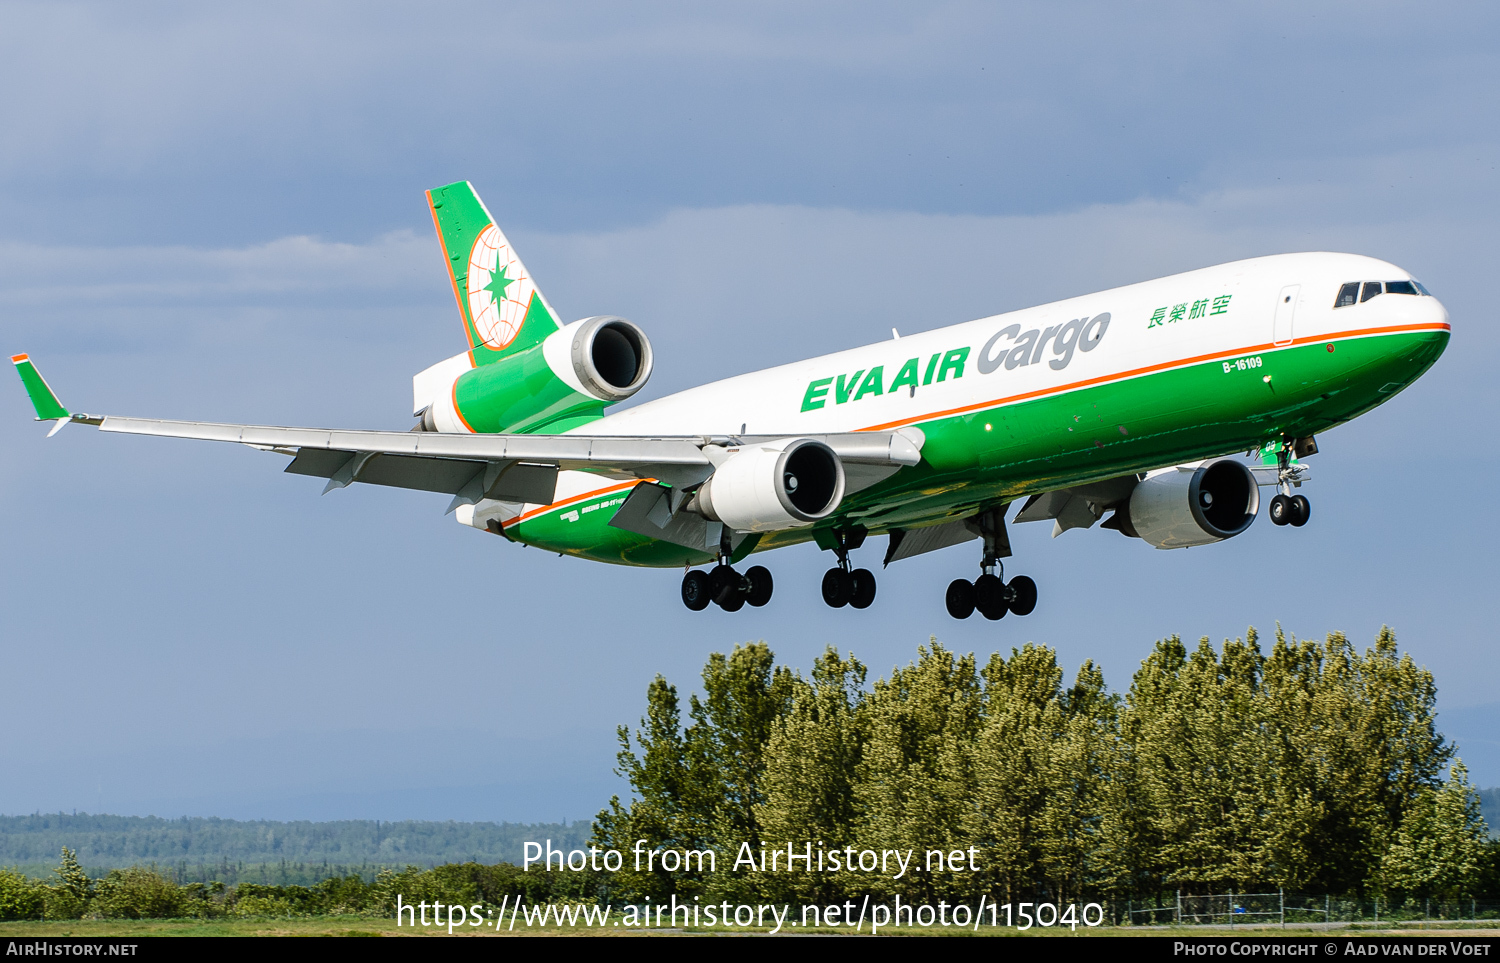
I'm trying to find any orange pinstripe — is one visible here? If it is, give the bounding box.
[858,322,1450,433]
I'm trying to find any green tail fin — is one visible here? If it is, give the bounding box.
[11,354,70,422]
[426,181,562,365]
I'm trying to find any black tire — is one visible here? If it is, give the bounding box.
[945,578,976,619]
[1289,494,1311,528]
[822,568,853,608]
[681,570,712,611]
[849,569,877,609]
[1007,575,1037,617]
[710,564,740,604]
[974,573,1007,620]
[718,592,745,612]
[1269,493,1291,526]
[745,565,774,607]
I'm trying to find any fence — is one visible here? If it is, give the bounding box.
[1123,892,1500,927]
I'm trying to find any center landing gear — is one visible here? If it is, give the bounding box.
[1267,436,1313,528]
[681,532,773,612]
[822,528,876,610]
[946,565,1037,620]
[945,505,1038,621]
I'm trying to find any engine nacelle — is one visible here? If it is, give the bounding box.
[548,315,653,403]
[692,439,845,533]
[415,315,654,434]
[1127,458,1260,549]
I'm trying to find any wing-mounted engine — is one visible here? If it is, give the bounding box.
[1124,458,1260,549]
[689,438,845,533]
[415,315,654,434]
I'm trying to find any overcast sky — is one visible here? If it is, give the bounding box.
[2,2,1497,822]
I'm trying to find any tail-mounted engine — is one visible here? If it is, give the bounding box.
[415,315,654,434]
[1125,458,1260,549]
[690,438,845,533]
[561,316,653,402]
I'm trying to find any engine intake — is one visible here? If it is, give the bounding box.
[569,316,653,402]
[692,439,845,532]
[1127,458,1260,549]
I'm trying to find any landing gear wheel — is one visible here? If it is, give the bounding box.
[745,566,774,607]
[822,568,854,608]
[974,573,1007,620]
[1288,494,1311,527]
[849,569,877,609]
[945,578,976,620]
[719,592,745,612]
[1006,575,1037,617]
[681,570,712,611]
[1269,494,1292,526]
[710,564,740,605]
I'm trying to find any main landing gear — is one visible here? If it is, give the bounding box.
[822,527,876,610]
[681,527,772,612]
[946,566,1037,621]
[1267,436,1314,528]
[945,506,1038,621]
[682,562,773,611]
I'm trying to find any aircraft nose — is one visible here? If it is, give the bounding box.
[1429,295,1451,329]
[1374,286,1449,332]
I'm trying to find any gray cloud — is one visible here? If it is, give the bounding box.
[2,3,1496,818]
[2,152,1495,819]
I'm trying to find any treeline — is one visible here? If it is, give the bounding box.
[0,848,592,921]
[594,629,1498,905]
[0,815,591,872]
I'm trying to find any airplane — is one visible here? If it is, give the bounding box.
[11,181,1450,620]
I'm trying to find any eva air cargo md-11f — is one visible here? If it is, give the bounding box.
[12,182,1450,620]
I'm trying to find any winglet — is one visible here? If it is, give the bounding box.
[11,354,73,434]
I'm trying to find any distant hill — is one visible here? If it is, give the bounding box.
[1482,787,1499,839]
[0,813,592,878]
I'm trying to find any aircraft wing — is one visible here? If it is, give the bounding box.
[94,415,920,509]
[14,355,922,510]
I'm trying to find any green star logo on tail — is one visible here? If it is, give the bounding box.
[483,264,516,304]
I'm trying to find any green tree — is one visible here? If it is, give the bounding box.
[1378,762,1488,900]
[754,648,868,902]
[960,645,1113,903]
[43,847,92,919]
[593,642,794,900]
[0,869,44,920]
[592,674,692,900]
[687,641,796,894]
[852,641,981,901]
[1283,627,1452,894]
[92,867,189,919]
[1096,634,1271,896]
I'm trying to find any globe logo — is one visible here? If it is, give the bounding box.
[465,224,532,351]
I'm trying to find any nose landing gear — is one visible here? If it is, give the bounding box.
[1269,493,1310,527]
[1268,436,1314,528]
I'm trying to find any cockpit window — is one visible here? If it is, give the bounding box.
[1334,279,1431,307]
